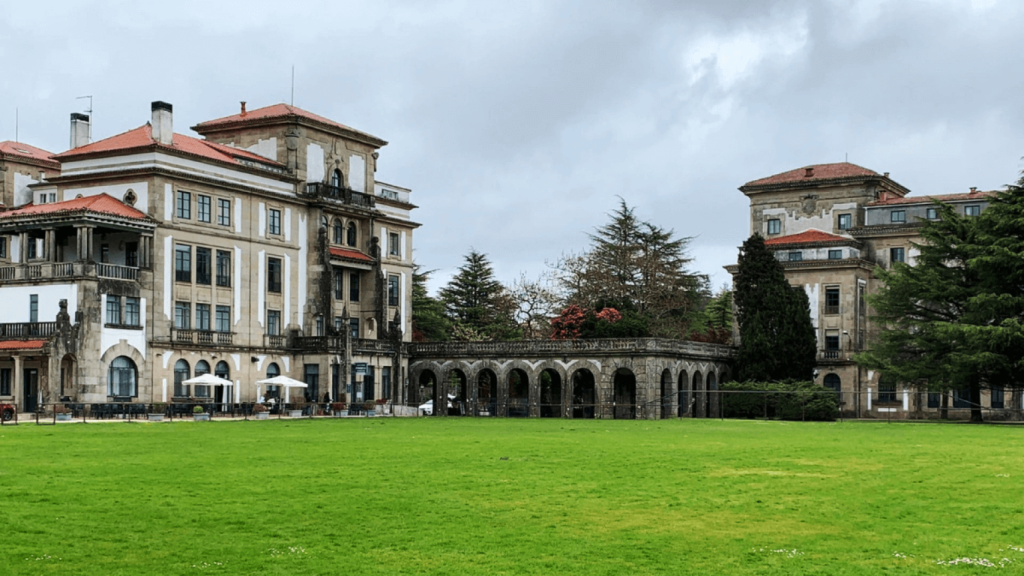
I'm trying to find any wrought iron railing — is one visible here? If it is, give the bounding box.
[303,183,376,208]
[0,321,57,339]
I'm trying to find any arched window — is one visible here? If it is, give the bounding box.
[108,356,137,397]
[333,219,343,244]
[346,222,357,247]
[267,363,280,378]
[824,373,841,402]
[174,359,190,397]
[194,360,211,398]
[215,361,230,380]
[331,169,343,188]
[266,362,281,398]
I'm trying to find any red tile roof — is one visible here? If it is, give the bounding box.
[745,162,881,187]
[765,229,850,246]
[0,340,47,350]
[53,124,285,168]
[0,193,148,221]
[0,141,59,168]
[867,190,995,206]
[329,247,373,262]
[193,103,386,144]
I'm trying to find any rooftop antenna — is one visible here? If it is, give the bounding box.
[291,65,295,106]
[76,95,93,142]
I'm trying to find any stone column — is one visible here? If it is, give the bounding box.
[75,227,85,261]
[140,234,153,269]
[43,229,54,261]
[18,232,28,262]
[13,355,22,412]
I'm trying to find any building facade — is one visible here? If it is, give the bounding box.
[0,101,418,412]
[727,162,1012,418]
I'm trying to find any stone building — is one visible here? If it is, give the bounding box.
[0,101,417,412]
[727,162,1006,418]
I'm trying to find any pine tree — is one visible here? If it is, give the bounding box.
[411,264,450,342]
[733,234,817,382]
[439,250,520,340]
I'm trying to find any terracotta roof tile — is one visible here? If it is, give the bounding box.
[765,229,850,246]
[329,247,373,262]
[0,193,148,221]
[867,190,996,206]
[53,125,285,168]
[0,340,47,350]
[0,141,59,167]
[194,103,385,144]
[745,162,881,187]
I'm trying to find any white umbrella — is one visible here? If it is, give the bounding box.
[255,375,308,403]
[183,373,234,404]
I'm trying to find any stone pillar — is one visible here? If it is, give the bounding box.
[84,227,94,262]
[140,235,153,269]
[75,227,85,261]
[18,232,28,262]
[43,229,54,261]
[528,370,540,418]
[13,355,22,411]
[437,370,448,417]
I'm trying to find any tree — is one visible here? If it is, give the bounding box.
[733,234,817,382]
[411,264,450,342]
[438,249,520,340]
[509,271,560,339]
[859,174,1024,422]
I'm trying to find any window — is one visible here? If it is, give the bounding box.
[194,360,210,398]
[926,207,938,220]
[347,222,357,247]
[100,244,109,263]
[175,244,191,282]
[174,360,190,397]
[953,388,972,408]
[197,194,211,223]
[196,304,211,331]
[125,297,140,326]
[927,392,941,408]
[878,376,897,403]
[334,316,343,332]
[108,356,137,397]
[992,385,1005,409]
[333,220,343,244]
[215,361,229,381]
[267,363,280,378]
[30,294,38,323]
[125,242,138,267]
[216,250,231,287]
[388,275,400,306]
[218,198,232,226]
[890,247,905,265]
[0,368,9,396]
[828,249,843,260]
[788,251,802,262]
[825,287,840,315]
[0,237,6,258]
[106,295,121,325]
[216,306,230,332]
[389,232,400,256]
[267,257,282,293]
[331,169,343,188]
[176,190,191,219]
[27,238,37,260]
[175,302,191,330]
[965,205,981,217]
[267,310,281,336]
[333,267,343,299]
[349,272,360,301]
[890,210,905,223]
[767,219,781,235]
[304,364,320,401]
[382,366,391,400]
[823,373,841,400]
[350,317,360,339]
[364,366,375,401]
[837,213,852,230]
[269,208,281,235]
[315,315,324,337]
[196,247,212,285]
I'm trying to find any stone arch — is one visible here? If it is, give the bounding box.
[59,353,76,400]
[446,368,468,416]
[99,341,147,401]
[570,368,597,419]
[660,368,673,419]
[706,371,718,418]
[506,368,530,418]
[346,221,357,247]
[474,367,498,417]
[613,367,637,420]
[677,368,690,417]
[692,370,705,418]
[539,368,562,418]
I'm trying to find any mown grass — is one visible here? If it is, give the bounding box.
[1,418,1023,575]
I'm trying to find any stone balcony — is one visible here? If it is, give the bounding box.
[301,183,375,209]
[0,262,140,284]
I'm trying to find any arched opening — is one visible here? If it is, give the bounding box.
[265,362,281,401]
[613,368,637,419]
[332,219,343,244]
[331,169,343,188]
[477,369,497,416]
[108,356,137,398]
[677,370,690,417]
[346,222,357,247]
[174,359,190,398]
[418,370,438,415]
[824,373,841,404]
[692,371,703,418]
[571,369,596,419]
[215,361,231,404]
[540,369,561,418]
[660,369,673,419]
[507,369,529,417]
[707,372,718,418]
[448,369,467,416]
[59,354,76,400]
[194,360,211,399]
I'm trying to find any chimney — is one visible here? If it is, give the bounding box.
[970,186,977,194]
[151,101,173,146]
[240,101,247,116]
[883,172,889,178]
[70,113,91,148]
[804,167,814,178]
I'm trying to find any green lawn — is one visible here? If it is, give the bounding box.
[1,418,1023,575]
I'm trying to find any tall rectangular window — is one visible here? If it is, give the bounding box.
[304,364,320,402]
[953,388,971,408]
[0,237,6,258]
[215,305,230,333]
[175,244,191,283]
[315,315,324,337]
[767,219,781,235]
[927,392,940,408]
[838,213,852,230]
[824,287,840,315]
[349,272,360,302]
[382,366,391,400]
[27,238,37,260]
[196,304,211,331]
[0,368,10,396]
[197,195,211,223]
[30,294,38,323]
[125,297,140,326]
[350,318,360,339]
[364,366,375,402]
[388,274,400,306]
[267,310,281,336]
[100,244,109,263]
[176,191,191,219]
[216,250,231,287]
[196,247,212,285]
[992,385,1005,409]
[267,257,282,293]
[890,247,905,265]
[269,209,281,235]
[891,210,906,223]
[965,205,981,217]
[175,302,191,330]
[106,295,121,325]
[825,332,840,351]
[334,316,343,332]
[218,198,231,226]
[125,242,138,267]
[389,232,400,256]
[333,267,343,299]
[879,380,897,403]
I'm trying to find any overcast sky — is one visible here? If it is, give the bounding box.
[3,0,1023,292]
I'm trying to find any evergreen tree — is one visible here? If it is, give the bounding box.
[411,264,450,342]
[439,250,520,340]
[733,234,817,382]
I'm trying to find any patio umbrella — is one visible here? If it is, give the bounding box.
[254,375,308,403]
[183,373,235,403]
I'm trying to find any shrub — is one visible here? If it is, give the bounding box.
[192,405,205,414]
[152,402,167,414]
[54,405,70,414]
[330,402,346,412]
[253,403,268,413]
[721,379,837,421]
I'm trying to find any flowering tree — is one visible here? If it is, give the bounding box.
[551,305,586,340]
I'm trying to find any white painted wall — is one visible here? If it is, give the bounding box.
[284,208,292,242]
[233,198,242,234]
[349,154,366,192]
[776,247,861,260]
[64,181,149,214]
[164,183,173,221]
[306,144,325,183]
[258,202,266,237]
[10,236,20,263]
[257,250,266,327]
[297,215,307,330]
[284,254,292,328]
[804,283,820,331]
[163,236,173,319]
[245,137,277,161]
[233,246,242,326]
[13,172,38,207]
[0,284,78,322]
[762,202,859,238]
[101,296,147,359]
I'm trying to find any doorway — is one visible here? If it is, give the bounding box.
[24,368,38,412]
